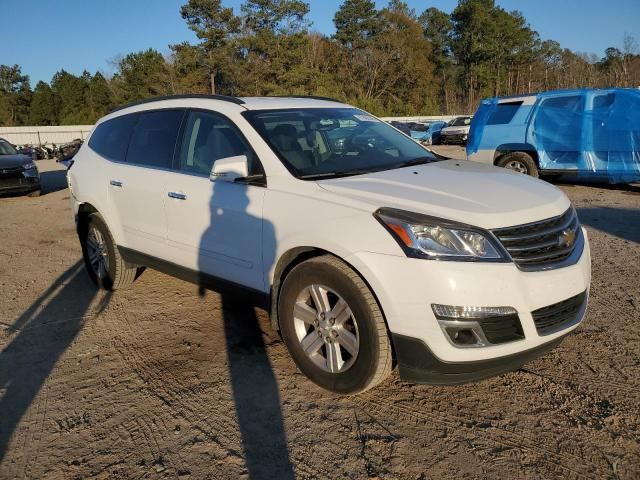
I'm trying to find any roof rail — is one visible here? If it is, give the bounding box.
[111,94,246,113]
[285,95,342,102]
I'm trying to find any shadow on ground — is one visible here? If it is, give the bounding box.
[576,206,640,244]
[0,261,103,460]
[39,168,68,195]
[220,295,295,480]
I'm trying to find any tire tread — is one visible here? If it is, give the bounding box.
[86,213,137,290]
[302,255,393,394]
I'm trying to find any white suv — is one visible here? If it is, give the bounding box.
[67,95,591,394]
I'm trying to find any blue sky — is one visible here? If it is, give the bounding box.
[2,0,639,85]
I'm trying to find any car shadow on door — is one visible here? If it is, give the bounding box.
[197,183,295,479]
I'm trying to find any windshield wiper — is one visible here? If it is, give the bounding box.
[395,156,436,168]
[299,169,373,180]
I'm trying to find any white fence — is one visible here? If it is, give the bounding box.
[0,125,94,147]
[0,116,463,147]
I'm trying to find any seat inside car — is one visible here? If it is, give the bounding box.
[270,124,314,170]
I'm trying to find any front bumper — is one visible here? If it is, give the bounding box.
[0,172,40,195]
[391,332,565,384]
[346,227,591,381]
[440,133,468,144]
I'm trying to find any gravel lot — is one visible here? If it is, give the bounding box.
[1,156,639,479]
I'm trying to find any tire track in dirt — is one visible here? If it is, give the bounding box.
[519,368,639,395]
[106,296,262,470]
[360,398,609,478]
[107,293,325,478]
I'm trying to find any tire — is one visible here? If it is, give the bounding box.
[496,151,539,178]
[278,255,393,394]
[27,189,41,197]
[80,213,137,290]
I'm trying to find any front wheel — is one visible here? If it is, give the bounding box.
[496,151,539,178]
[80,213,138,290]
[278,255,393,394]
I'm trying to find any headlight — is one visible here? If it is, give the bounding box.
[22,161,37,171]
[374,207,508,261]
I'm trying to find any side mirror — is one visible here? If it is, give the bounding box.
[210,155,249,182]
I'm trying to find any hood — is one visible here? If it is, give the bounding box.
[317,159,570,230]
[0,154,32,168]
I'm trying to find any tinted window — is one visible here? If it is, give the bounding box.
[126,110,184,168]
[487,101,523,125]
[177,110,256,176]
[88,114,138,162]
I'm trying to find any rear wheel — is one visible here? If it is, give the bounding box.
[27,189,41,197]
[278,255,392,394]
[496,151,539,178]
[80,213,137,290]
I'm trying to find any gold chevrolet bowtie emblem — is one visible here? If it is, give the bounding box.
[559,229,576,248]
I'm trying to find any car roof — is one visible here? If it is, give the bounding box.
[110,94,348,115]
[239,96,347,110]
[486,87,640,103]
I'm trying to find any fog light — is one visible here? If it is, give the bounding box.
[439,321,487,347]
[453,329,475,345]
[432,304,519,348]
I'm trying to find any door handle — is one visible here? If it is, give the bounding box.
[168,191,187,200]
[110,179,123,187]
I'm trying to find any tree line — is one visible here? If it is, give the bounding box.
[1,0,639,127]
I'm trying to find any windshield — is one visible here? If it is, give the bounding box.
[448,117,471,127]
[243,108,437,179]
[0,140,18,155]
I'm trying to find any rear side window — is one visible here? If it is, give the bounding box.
[88,114,138,162]
[487,101,523,125]
[126,110,184,168]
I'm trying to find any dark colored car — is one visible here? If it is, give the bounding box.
[0,138,41,197]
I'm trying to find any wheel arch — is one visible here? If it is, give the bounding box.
[493,143,539,165]
[76,202,100,237]
[269,247,394,360]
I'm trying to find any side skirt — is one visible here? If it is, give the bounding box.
[118,246,270,310]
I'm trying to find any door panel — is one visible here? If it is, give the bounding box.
[166,109,266,291]
[109,163,169,259]
[107,109,184,259]
[166,176,265,291]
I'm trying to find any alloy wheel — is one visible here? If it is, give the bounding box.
[505,160,528,174]
[86,226,110,279]
[292,284,360,373]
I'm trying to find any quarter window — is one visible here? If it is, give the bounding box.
[126,110,184,168]
[88,113,138,162]
[487,101,523,125]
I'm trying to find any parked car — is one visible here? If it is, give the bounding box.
[0,138,41,197]
[467,88,640,183]
[413,121,447,145]
[439,116,472,145]
[389,120,412,136]
[68,95,591,394]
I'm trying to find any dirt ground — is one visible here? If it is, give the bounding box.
[1,156,639,480]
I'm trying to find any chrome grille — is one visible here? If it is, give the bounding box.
[492,208,581,270]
